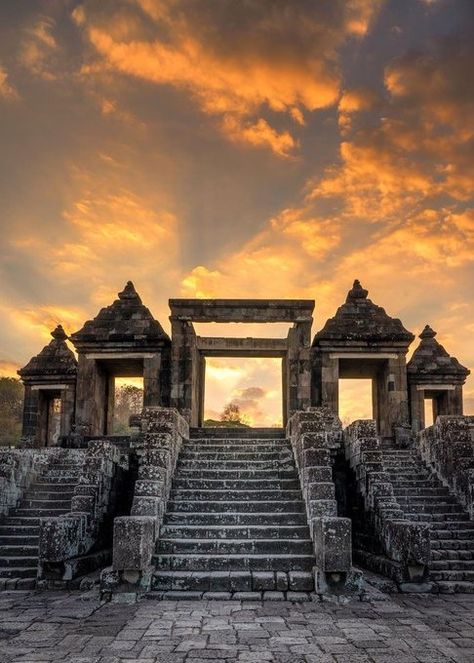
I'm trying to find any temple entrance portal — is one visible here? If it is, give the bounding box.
[169,299,314,427]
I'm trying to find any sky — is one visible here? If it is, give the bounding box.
[0,0,473,426]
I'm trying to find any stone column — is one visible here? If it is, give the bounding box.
[75,355,107,436]
[21,386,39,441]
[409,385,425,433]
[170,319,197,423]
[59,384,75,438]
[320,354,339,414]
[143,354,162,407]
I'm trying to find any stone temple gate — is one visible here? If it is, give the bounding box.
[0,279,471,598]
[169,298,314,426]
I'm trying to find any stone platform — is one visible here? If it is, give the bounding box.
[0,590,473,662]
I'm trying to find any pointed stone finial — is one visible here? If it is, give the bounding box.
[419,324,437,340]
[347,279,368,301]
[118,281,140,301]
[51,324,67,341]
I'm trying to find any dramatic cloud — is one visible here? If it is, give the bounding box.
[73,0,380,154]
[0,0,472,421]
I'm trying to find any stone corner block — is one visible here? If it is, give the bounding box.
[313,516,352,573]
[112,516,155,572]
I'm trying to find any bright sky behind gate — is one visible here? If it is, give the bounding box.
[0,0,473,425]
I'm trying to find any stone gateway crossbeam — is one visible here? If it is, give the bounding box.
[0,280,471,599]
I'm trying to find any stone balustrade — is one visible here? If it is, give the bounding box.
[417,415,474,518]
[38,441,128,585]
[287,407,360,596]
[103,406,189,597]
[344,420,431,587]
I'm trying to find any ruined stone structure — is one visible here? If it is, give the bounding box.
[0,279,471,596]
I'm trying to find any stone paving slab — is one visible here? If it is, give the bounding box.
[0,591,473,663]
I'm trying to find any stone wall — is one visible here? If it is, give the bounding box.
[38,441,129,585]
[417,415,474,518]
[104,407,188,597]
[344,420,431,586]
[287,407,360,596]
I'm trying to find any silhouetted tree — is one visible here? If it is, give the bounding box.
[113,384,143,434]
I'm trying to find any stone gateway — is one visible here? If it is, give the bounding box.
[0,280,471,599]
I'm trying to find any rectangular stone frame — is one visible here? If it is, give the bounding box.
[169,299,314,426]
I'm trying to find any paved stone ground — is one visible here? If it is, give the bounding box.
[0,591,473,663]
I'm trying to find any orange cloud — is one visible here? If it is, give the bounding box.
[0,65,19,100]
[73,0,381,154]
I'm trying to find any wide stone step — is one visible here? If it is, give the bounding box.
[435,580,474,594]
[0,535,39,546]
[431,570,474,582]
[399,504,468,514]
[0,525,40,536]
[154,554,315,572]
[431,538,474,549]
[173,478,300,490]
[156,538,314,555]
[1,517,41,526]
[159,525,310,540]
[0,566,37,578]
[431,559,474,570]
[167,500,306,513]
[25,489,75,499]
[395,497,459,506]
[180,451,292,461]
[432,549,473,561]
[12,508,69,518]
[190,428,286,439]
[170,489,302,502]
[151,570,314,593]
[392,488,450,497]
[177,460,295,470]
[403,512,470,522]
[40,473,79,483]
[19,499,71,510]
[429,522,474,533]
[185,443,290,453]
[0,555,38,568]
[177,469,297,480]
[164,512,308,526]
[0,545,38,556]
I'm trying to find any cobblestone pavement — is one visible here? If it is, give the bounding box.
[0,591,473,663]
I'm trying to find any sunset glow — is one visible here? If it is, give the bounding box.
[0,0,472,421]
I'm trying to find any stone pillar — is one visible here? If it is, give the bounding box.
[106,375,115,435]
[321,354,339,414]
[409,386,425,433]
[170,319,197,424]
[143,354,162,407]
[21,386,39,441]
[75,355,107,436]
[59,384,75,438]
[444,386,464,416]
[386,354,410,432]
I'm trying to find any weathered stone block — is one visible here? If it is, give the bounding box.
[113,516,155,571]
[313,517,352,573]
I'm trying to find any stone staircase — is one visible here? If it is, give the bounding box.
[383,448,474,593]
[0,454,84,590]
[151,428,316,599]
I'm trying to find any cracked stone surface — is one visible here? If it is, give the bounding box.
[0,591,473,662]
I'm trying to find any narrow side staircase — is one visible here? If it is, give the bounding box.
[383,448,474,593]
[152,429,316,599]
[0,455,84,589]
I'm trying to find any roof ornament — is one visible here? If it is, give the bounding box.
[419,324,437,339]
[51,324,68,341]
[118,281,140,301]
[347,279,368,301]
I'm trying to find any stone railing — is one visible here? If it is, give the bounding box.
[344,420,430,587]
[0,447,60,518]
[102,407,188,598]
[38,441,129,585]
[287,407,360,596]
[417,415,474,518]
